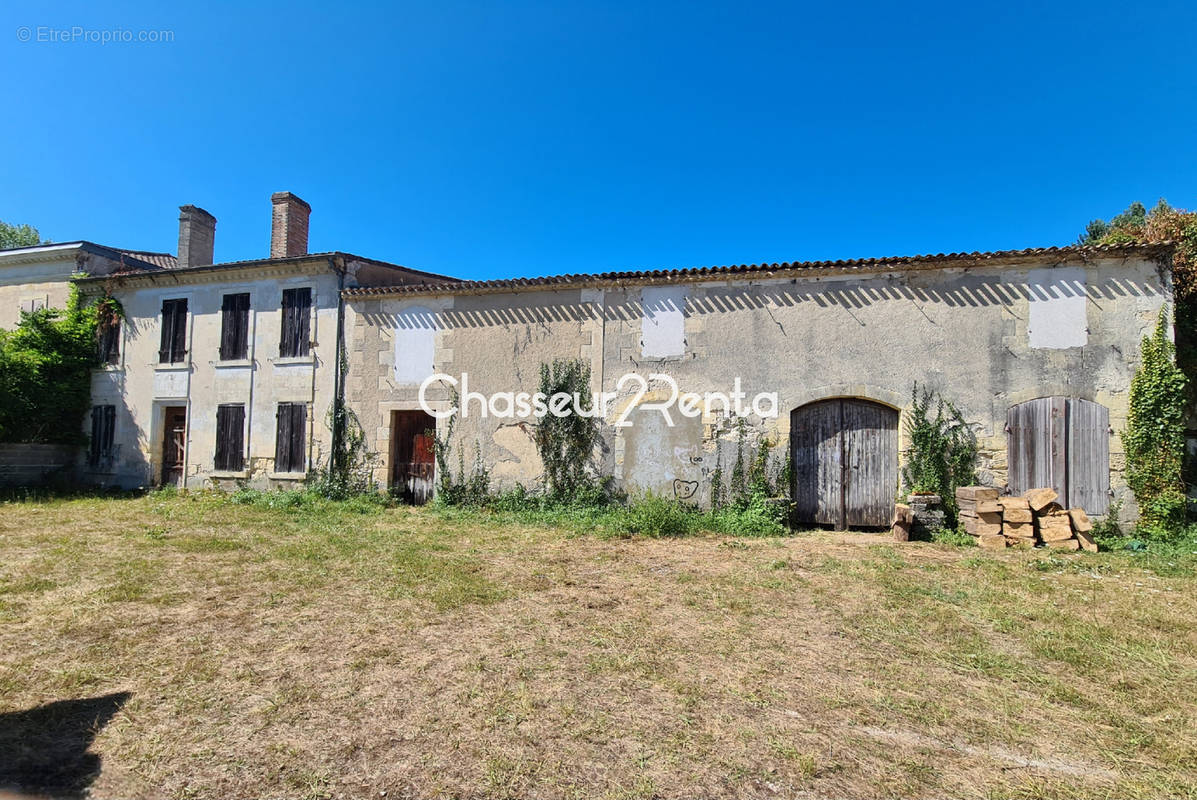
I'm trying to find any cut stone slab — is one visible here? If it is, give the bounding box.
[1068,508,1093,533]
[1075,529,1099,553]
[999,496,1030,510]
[1024,487,1059,512]
[1046,537,1081,551]
[978,534,1008,550]
[1003,521,1035,539]
[957,486,1000,501]
[1002,506,1033,524]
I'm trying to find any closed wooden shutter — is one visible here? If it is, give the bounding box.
[159,299,188,363]
[280,288,311,357]
[99,320,120,365]
[89,406,103,466]
[219,294,250,361]
[89,405,115,466]
[215,404,245,471]
[274,403,307,472]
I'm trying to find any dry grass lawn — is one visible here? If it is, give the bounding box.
[1,492,1196,799]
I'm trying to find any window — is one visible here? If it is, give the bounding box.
[158,298,188,363]
[274,402,307,473]
[219,293,251,360]
[98,319,121,365]
[280,288,311,357]
[89,405,116,466]
[214,404,246,472]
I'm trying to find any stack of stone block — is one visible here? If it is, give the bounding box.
[954,486,1098,552]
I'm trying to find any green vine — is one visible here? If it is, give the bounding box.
[0,287,117,444]
[1123,309,1188,535]
[900,383,978,524]
[534,359,600,500]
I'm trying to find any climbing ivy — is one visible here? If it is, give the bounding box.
[1123,309,1188,535]
[535,358,600,500]
[0,288,117,444]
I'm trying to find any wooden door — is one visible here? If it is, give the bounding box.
[1007,397,1109,514]
[161,407,187,487]
[391,410,436,504]
[791,399,899,529]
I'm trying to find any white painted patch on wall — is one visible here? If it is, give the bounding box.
[153,369,189,399]
[394,305,437,385]
[1027,267,1088,349]
[641,286,687,358]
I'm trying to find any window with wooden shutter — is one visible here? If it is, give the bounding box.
[274,403,307,473]
[219,293,251,361]
[280,288,312,358]
[98,319,121,365]
[158,299,188,363]
[214,404,246,471]
[89,405,116,466]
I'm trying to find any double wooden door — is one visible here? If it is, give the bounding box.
[1007,397,1109,514]
[791,399,899,529]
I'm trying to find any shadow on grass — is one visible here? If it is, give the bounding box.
[0,692,130,798]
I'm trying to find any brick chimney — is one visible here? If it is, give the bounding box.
[177,205,216,268]
[270,192,310,258]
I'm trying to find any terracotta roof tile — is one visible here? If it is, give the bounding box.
[341,242,1175,299]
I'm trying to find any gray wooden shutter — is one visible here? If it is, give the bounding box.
[1067,399,1109,514]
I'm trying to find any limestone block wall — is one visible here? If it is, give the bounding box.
[83,266,343,489]
[347,253,1169,521]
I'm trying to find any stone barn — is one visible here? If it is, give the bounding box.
[343,243,1172,526]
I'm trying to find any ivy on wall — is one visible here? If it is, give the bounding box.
[0,288,118,444]
[1123,309,1188,535]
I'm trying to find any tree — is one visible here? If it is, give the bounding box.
[0,220,42,249]
[1077,199,1197,390]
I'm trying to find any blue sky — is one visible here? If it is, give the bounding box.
[2,0,1194,280]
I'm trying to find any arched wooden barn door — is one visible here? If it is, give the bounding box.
[791,399,899,529]
[1007,397,1109,514]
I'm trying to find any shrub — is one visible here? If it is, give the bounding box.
[625,493,692,538]
[900,384,978,524]
[0,289,118,444]
[1123,309,1188,537]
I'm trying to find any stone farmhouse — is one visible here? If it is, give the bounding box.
[0,193,1174,526]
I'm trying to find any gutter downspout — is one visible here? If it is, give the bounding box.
[330,255,347,473]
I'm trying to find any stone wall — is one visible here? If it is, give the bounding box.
[0,444,81,488]
[346,252,1171,524]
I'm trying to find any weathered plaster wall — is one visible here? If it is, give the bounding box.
[0,250,126,329]
[347,254,1169,521]
[84,267,342,489]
